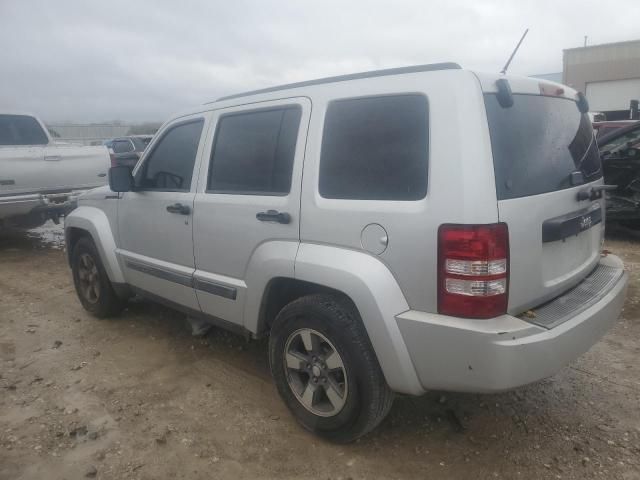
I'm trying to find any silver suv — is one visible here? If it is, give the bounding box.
[65,63,628,442]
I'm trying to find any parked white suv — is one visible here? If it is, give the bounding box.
[65,63,628,442]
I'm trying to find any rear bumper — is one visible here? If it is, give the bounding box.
[0,191,81,221]
[396,255,628,393]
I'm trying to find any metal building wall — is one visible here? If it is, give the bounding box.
[563,39,640,112]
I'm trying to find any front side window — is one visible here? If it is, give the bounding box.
[319,94,429,200]
[208,106,302,195]
[137,119,203,191]
[0,115,49,146]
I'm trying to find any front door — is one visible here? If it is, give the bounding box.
[192,98,310,327]
[117,115,208,310]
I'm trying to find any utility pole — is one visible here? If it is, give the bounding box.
[584,36,588,47]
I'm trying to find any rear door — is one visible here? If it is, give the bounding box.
[192,98,310,328]
[42,143,110,190]
[484,91,605,314]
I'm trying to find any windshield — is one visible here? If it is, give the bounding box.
[600,125,640,158]
[485,94,602,200]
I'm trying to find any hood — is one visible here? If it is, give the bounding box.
[598,120,640,151]
[78,185,113,202]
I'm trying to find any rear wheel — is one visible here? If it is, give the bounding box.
[269,294,394,443]
[71,237,125,318]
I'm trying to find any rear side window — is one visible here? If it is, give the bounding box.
[485,94,602,200]
[208,106,302,195]
[319,95,429,200]
[0,115,49,146]
[138,119,203,191]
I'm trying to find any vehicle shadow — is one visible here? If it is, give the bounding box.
[120,296,607,464]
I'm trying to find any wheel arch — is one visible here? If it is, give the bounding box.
[64,206,125,284]
[252,243,424,395]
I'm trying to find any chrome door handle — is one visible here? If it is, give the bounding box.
[44,155,62,161]
[166,203,191,215]
[256,210,291,224]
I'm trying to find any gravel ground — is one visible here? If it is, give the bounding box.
[1,222,639,480]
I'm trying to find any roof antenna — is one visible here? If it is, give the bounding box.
[500,28,529,75]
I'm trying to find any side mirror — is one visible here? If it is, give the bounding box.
[108,165,134,192]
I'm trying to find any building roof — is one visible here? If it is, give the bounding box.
[564,38,640,53]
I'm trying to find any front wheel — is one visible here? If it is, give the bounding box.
[71,237,125,318]
[269,294,394,443]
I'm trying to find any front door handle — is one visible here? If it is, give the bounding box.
[44,155,62,162]
[166,203,191,215]
[256,209,291,224]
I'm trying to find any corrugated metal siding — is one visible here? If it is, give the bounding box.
[46,124,130,145]
[563,39,640,98]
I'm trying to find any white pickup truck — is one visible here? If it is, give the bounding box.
[0,113,110,228]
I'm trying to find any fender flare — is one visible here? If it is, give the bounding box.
[243,240,299,332]
[293,243,424,396]
[64,206,125,284]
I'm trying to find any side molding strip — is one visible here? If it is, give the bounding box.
[125,260,193,287]
[125,260,237,300]
[193,278,237,300]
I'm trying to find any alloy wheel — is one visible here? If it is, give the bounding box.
[283,328,348,417]
[77,253,100,304]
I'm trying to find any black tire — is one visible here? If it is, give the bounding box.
[269,293,394,443]
[71,237,125,318]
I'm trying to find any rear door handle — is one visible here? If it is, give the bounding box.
[256,210,291,224]
[44,155,62,161]
[166,203,191,215]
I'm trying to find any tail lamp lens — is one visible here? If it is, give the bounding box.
[438,224,509,318]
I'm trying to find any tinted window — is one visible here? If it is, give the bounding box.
[208,106,301,195]
[319,95,429,200]
[112,140,134,153]
[133,137,152,150]
[0,115,49,146]
[138,120,203,191]
[485,94,602,200]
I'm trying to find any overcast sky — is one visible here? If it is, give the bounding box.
[1,0,638,123]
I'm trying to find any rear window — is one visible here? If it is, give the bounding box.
[0,114,49,146]
[112,140,134,153]
[319,94,429,200]
[484,94,602,200]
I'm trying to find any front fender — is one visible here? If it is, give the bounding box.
[64,206,124,284]
[294,243,424,396]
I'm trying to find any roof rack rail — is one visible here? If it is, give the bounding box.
[210,62,461,103]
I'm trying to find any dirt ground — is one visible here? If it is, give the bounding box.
[1,222,639,480]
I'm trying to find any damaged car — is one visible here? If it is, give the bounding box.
[600,121,640,226]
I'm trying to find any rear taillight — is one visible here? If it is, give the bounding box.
[108,148,117,167]
[438,223,509,319]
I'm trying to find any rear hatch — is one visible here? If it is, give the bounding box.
[484,87,604,315]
